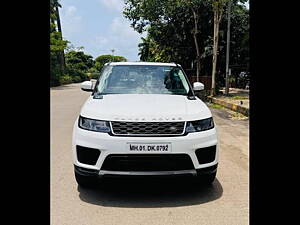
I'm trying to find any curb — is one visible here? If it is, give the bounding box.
[207,96,249,117]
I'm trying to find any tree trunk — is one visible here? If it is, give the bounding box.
[192,8,201,82]
[225,0,231,95]
[211,12,217,96]
[211,4,223,96]
[55,6,62,35]
[55,6,65,74]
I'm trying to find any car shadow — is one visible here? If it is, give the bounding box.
[77,176,223,208]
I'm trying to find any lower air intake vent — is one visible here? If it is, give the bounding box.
[101,154,194,171]
[195,145,216,164]
[76,145,100,165]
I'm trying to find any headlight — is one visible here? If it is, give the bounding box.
[78,116,111,133]
[185,117,214,133]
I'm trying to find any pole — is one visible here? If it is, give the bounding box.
[225,0,232,96]
[110,49,115,62]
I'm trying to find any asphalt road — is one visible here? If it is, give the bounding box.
[50,83,249,225]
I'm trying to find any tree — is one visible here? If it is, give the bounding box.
[50,0,69,86]
[65,50,95,81]
[192,5,201,81]
[138,37,172,62]
[124,0,214,71]
[211,0,227,96]
[50,33,69,86]
[94,55,127,72]
[65,51,94,70]
[184,0,203,81]
[124,0,249,93]
[215,1,249,89]
[55,0,65,72]
[50,0,65,74]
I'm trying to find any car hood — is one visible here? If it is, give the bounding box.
[80,94,212,122]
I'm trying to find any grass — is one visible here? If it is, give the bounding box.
[230,111,248,120]
[208,103,225,109]
[207,102,248,120]
[230,96,249,100]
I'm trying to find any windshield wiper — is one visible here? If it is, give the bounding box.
[186,89,197,100]
[93,92,104,99]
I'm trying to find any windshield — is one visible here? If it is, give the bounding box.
[96,65,191,95]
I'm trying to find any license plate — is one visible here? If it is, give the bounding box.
[127,143,172,152]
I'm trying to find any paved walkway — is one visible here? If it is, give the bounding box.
[217,88,249,109]
[218,88,249,107]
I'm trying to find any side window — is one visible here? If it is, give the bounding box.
[171,69,183,89]
[97,65,113,93]
[164,68,189,93]
[177,69,189,92]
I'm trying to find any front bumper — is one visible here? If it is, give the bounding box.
[72,119,218,173]
[74,164,218,178]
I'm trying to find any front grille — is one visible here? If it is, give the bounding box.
[76,145,101,165]
[101,154,194,171]
[195,145,216,164]
[111,121,185,136]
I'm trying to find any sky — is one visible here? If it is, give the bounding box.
[59,0,249,61]
[60,0,146,61]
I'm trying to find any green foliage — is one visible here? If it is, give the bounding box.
[50,61,61,86]
[231,95,248,100]
[59,75,73,85]
[65,50,94,71]
[50,30,68,86]
[124,0,215,70]
[72,76,82,83]
[66,67,89,81]
[91,73,100,79]
[124,0,249,82]
[217,2,249,87]
[215,73,223,93]
[64,50,94,82]
[94,55,127,72]
[87,68,100,79]
[87,67,99,73]
[87,72,100,80]
[50,1,92,86]
[50,0,68,86]
[50,32,68,52]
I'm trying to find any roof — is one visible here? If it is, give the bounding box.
[107,62,180,67]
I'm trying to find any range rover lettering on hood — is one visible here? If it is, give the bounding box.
[82,94,212,122]
[113,117,183,121]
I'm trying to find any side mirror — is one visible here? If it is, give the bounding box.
[193,82,204,91]
[80,81,93,92]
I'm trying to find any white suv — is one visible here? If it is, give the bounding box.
[72,62,218,187]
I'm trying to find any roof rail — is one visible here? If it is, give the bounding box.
[104,62,112,66]
[173,62,180,67]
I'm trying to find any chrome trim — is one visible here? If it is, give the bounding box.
[99,169,197,176]
[109,121,187,137]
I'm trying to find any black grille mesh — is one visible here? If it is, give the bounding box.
[111,121,185,135]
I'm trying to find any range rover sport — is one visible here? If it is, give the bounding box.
[72,62,218,187]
